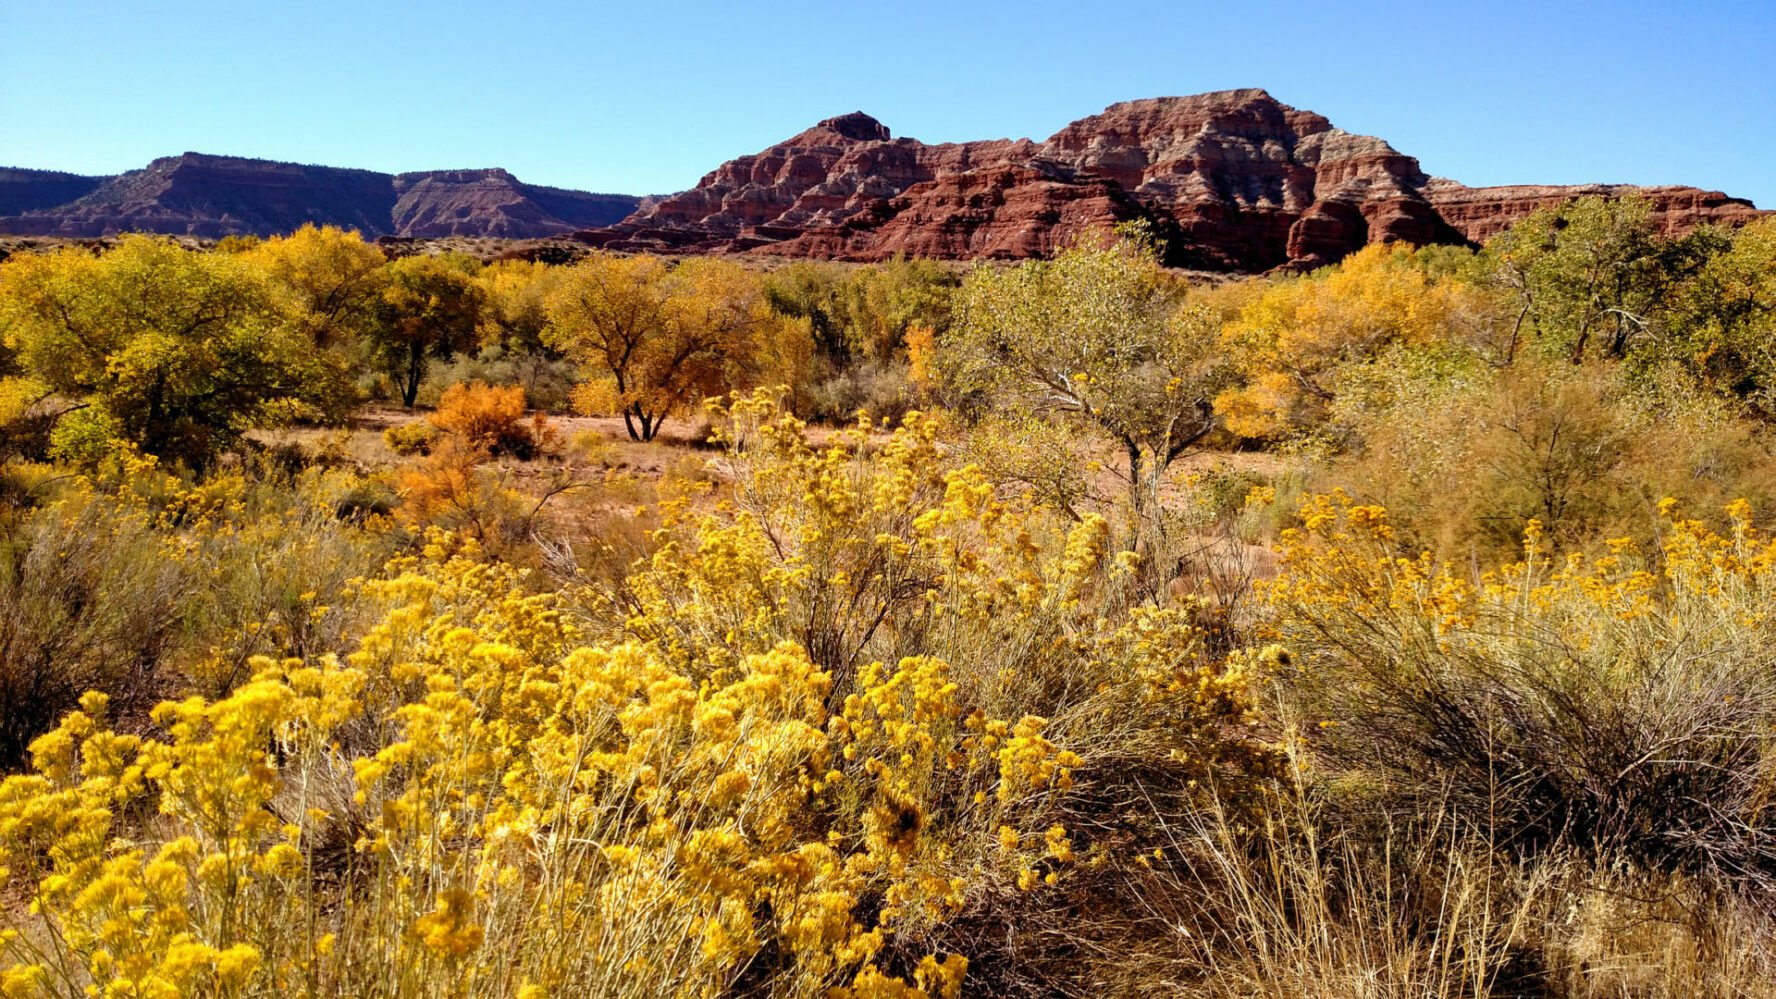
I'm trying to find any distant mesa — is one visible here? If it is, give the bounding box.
[0,154,640,240]
[0,167,108,217]
[3,90,1765,271]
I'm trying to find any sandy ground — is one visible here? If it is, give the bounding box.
[257,405,1290,517]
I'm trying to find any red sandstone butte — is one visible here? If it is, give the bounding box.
[582,89,1765,271]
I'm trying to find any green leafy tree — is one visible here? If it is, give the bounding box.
[371,253,486,408]
[0,235,337,467]
[765,257,957,366]
[943,232,1232,535]
[1487,195,1667,363]
[1654,218,1776,408]
[838,255,956,362]
[763,260,853,363]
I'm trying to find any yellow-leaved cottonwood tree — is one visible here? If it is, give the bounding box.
[544,253,809,441]
[0,234,349,467]
[370,253,486,409]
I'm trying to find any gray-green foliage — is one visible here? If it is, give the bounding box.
[1486,195,1667,363]
[943,233,1233,528]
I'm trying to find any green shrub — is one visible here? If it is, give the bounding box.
[47,406,126,468]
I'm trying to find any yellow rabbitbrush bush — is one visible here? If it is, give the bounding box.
[1267,491,1776,885]
[607,391,1280,992]
[0,392,1276,997]
[0,536,974,997]
[0,410,1275,999]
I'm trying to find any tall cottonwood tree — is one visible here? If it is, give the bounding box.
[370,253,485,408]
[476,259,572,401]
[1488,196,1666,364]
[249,224,388,418]
[250,224,388,346]
[1652,217,1776,408]
[1212,243,1486,440]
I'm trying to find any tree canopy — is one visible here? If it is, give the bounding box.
[0,235,341,466]
[944,232,1232,531]
[545,253,804,441]
[370,253,486,408]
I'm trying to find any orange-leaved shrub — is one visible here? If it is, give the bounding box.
[428,380,557,460]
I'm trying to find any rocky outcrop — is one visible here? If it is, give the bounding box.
[588,89,1766,271]
[776,163,1166,261]
[1421,180,1764,244]
[582,113,1035,254]
[0,154,641,240]
[4,93,1762,268]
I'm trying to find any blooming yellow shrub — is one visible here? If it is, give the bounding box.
[1266,491,1776,878]
[0,529,1046,994]
[0,396,1276,996]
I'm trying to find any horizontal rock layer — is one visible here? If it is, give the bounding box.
[4,92,1763,269]
[584,89,1766,271]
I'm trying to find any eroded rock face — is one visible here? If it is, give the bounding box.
[0,154,641,240]
[3,92,1761,265]
[582,113,1037,254]
[588,89,1765,270]
[1421,180,1765,244]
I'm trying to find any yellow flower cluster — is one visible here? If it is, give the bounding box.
[1269,491,1776,704]
[0,394,1275,998]
[0,542,1066,996]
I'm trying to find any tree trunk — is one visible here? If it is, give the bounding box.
[403,343,424,408]
[1124,437,1146,550]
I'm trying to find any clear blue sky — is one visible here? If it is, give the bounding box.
[3,1,1772,207]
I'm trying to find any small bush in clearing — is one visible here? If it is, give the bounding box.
[428,380,558,459]
[382,420,439,456]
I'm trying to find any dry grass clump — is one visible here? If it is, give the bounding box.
[0,451,393,768]
[1268,493,1776,888]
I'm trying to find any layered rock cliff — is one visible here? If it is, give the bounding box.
[1421,180,1767,244]
[0,154,640,239]
[4,92,1762,268]
[587,89,1765,271]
